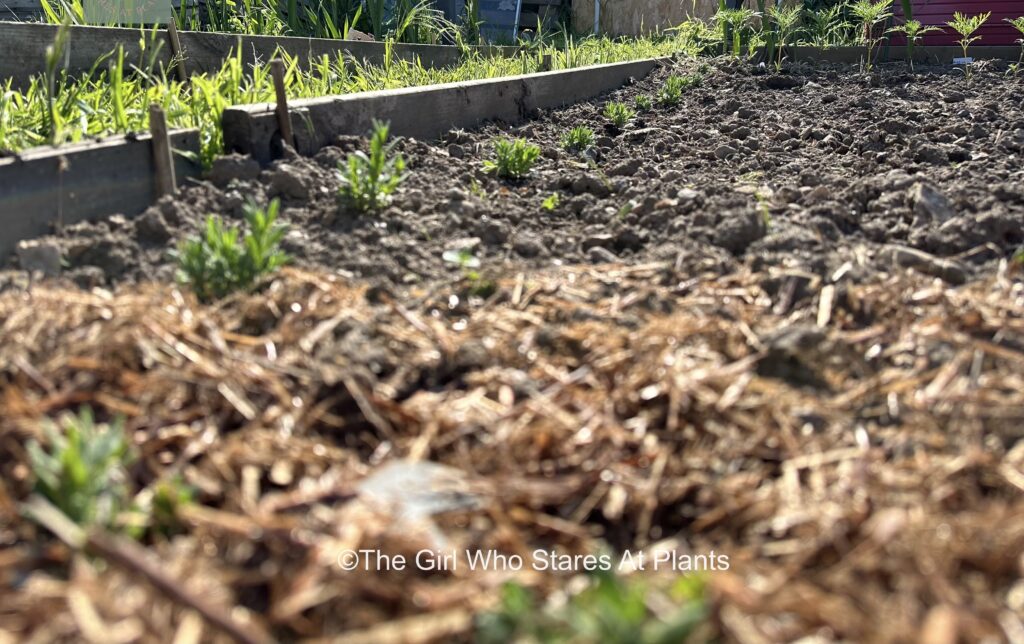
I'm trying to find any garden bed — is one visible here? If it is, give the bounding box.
[1,56,1024,642]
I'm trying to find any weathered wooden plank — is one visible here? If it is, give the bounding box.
[223,57,668,164]
[789,44,1022,64]
[0,22,516,90]
[0,129,202,261]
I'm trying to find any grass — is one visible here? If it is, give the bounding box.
[339,120,406,211]
[561,125,595,153]
[0,27,699,163]
[484,138,541,179]
[27,407,132,528]
[174,199,289,302]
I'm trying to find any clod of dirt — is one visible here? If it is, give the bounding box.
[16,240,62,277]
[206,153,260,187]
[907,182,955,223]
[881,245,969,284]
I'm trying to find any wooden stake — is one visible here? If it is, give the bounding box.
[270,59,295,150]
[166,19,188,83]
[541,54,552,72]
[148,104,176,198]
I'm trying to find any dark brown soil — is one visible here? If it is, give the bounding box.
[6,57,1023,290]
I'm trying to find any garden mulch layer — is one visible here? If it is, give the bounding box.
[1,263,1023,642]
[1,57,1024,642]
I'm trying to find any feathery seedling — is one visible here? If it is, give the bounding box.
[1009,17,1024,73]
[561,125,595,152]
[948,12,991,80]
[603,101,635,129]
[850,0,894,71]
[174,199,289,301]
[656,74,699,107]
[635,94,653,111]
[339,120,407,211]
[805,4,853,47]
[768,4,802,71]
[484,138,541,179]
[891,20,941,71]
[27,407,132,528]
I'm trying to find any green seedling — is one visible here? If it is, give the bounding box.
[541,193,560,211]
[948,12,991,80]
[1008,17,1024,73]
[890,19,942,71]
[561,125,595,152]
[603,101,635,129]
[443,247,496,296]
[850,0,894,71]
[27,407,132,528]
[484,138,541,179]
[634,94,653,111]
[805,4,853,47]
[768,4,803,71]
[340,120,407,211]
[174,199,289,302]
[656,74,699,107]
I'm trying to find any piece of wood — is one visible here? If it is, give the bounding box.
[541,53,553,71]
[223,57,669,164]
[269,59,295,150]
[148,104,177,197]
[166,19,188,82]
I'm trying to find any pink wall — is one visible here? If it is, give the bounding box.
[893,1,1023,46]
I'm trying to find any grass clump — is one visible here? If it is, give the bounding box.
[476,572,708,644]
[603,101,635,129]
[561,125,595,152]
[484,138,541,179]
[339,120,407,211]
[174,198,289,302]
[948,12,991,80]
[27,407,132,528]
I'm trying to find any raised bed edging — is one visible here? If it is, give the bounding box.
[0,22,516,90]
[0,130,202,262]
[222,57,670,164]
[791,45,1022,65]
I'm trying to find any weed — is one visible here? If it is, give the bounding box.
[339,120,407,211]
[542,193,560,211]
[476,572,708,644]
[27,407,132,528]
[634,94,653,111]
[561,125,595,152]
[603,101,635,129]
[174,199,289,301]
[484,138,541,179]
[850,0,894,72]
[948,12,991,80]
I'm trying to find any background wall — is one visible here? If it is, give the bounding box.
[572,0,720,36]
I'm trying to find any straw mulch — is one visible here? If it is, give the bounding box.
[1,261,1023,643]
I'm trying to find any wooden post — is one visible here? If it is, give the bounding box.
[541,54,552,72]
[166,19,188,83]
[148,104,176,198]
[270,59,295,150]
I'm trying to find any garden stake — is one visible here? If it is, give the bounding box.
[270,59,295,150]
[148,104,176,198]
[166,19,188,83]
[541,54,552,71]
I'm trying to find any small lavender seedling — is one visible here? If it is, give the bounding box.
[339,120,407,211]
[603,101,635,129]
[484,138,541,179]
[634,94,652,111]
[561,125,595,152]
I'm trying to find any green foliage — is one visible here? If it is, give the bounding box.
[850,0,894,71]
[802,4,854,48]
[635,94,653,111]
[1009,17,1024,73]
[339,120,407,212]
[542,193,560,211]
[603,101,636,129]
[656,73,700,107]
[714,7,757,57]
[27,408,132,528]
[174,199,289,301]
[948,12,991,79]
[484,138,541,179]
[476,573,708,644]
[561,125,595,152]
[768,4,803,71]
[891,19,942,70]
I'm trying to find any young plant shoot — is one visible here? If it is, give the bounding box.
[603,101,635,129]
[891,19,941,71]
[561,125,595,153]
[850,0,894,71]
[948,12,991,80]
[484,138,541,179]
[339,120,407,211]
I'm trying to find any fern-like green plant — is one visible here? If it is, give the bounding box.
[174,199,289,301]
[484,138,541,179]
[1008,17,1024,73]
[339,120,407,212]
[561,125,595,152]
[27,408,132,528]
[850,0,894,71]
[768,4,803,71]
[948,12,991,80]
[603,101,635,129]
[891,19,942,70]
